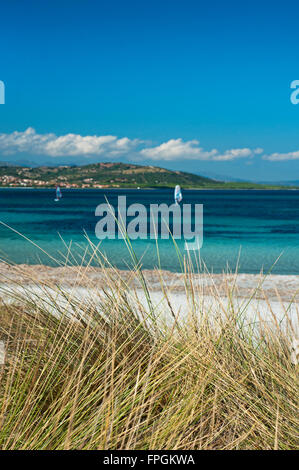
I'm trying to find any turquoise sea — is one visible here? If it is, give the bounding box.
[0,188,299,274]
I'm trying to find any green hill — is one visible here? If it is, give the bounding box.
[0,162,295,189]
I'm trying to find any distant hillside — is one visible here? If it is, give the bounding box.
[256,180,299,187]
[0,162,296,189]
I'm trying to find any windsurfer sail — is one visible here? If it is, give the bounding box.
[174,185,182,205]
[54,186,62,202]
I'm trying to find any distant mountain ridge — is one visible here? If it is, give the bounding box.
[256,180,299,186]
[0,162,296,189]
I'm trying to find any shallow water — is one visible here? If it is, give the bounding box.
[0,188,299,274]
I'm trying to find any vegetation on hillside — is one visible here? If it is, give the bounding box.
[0,162,295,189]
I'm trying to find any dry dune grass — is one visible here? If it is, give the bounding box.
[0,238,298,450]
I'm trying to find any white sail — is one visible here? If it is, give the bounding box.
[54,186,62,202]
[174,185,182,204]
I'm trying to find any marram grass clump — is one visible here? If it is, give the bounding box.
[0,254,298,450]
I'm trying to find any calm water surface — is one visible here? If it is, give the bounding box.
[0,188,298,274]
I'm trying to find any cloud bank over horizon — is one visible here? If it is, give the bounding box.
[0,127,296,164]
[0,128,139,159]
[262,151,299,161]
[140,139,263,161]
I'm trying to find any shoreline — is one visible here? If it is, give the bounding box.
[1,263,298,336]
[0,262,299,302]
[0,186,299,191]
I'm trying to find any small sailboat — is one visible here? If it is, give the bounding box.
[54,185,62,202]
[174,185,182,205]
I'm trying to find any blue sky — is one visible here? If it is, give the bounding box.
[0,0,299,180]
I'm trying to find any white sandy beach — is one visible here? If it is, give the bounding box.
[0,263,298,335]
[0,263,299,299]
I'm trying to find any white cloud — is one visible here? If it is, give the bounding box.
[263,151,299,161]
[140,139,215,160]
[140,138,262,161]
[0,128,139,158]
[0,128,263,162]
